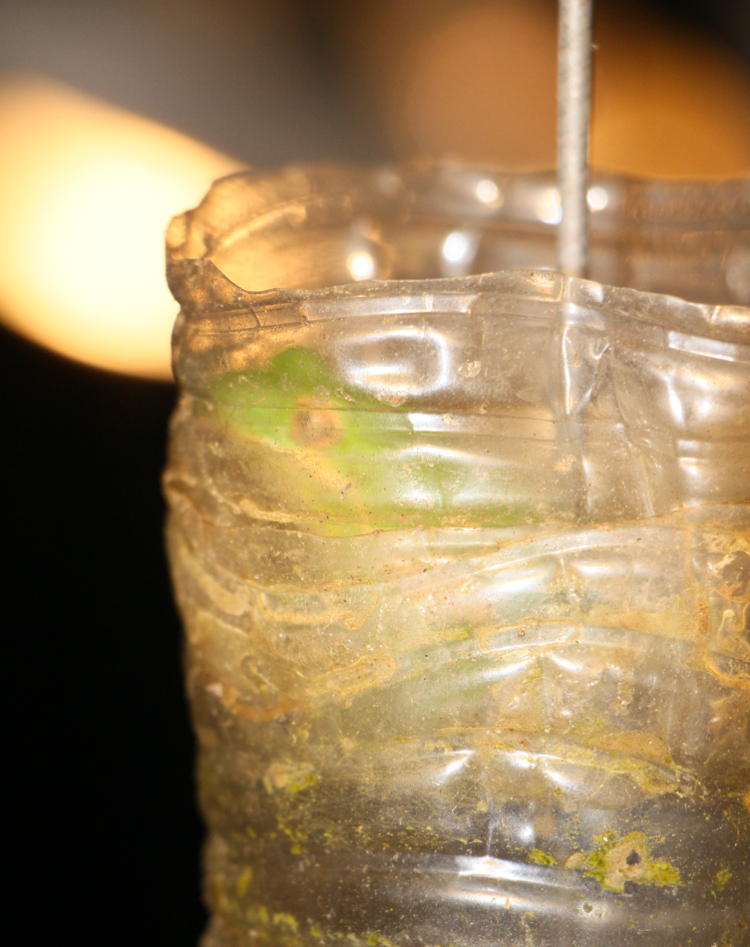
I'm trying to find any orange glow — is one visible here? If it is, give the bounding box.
[346,0,750,177]
[0,76,242,379]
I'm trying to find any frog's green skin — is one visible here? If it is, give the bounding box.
[211,347,538,535]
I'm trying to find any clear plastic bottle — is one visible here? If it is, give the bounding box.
[165,165,750,946]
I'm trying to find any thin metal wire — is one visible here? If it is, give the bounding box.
[557,0,593,277]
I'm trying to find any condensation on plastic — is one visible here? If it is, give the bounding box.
[164,164,750,947]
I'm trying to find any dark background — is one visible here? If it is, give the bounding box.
[3,2,749,945]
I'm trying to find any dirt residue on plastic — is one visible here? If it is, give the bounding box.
[565,831,682,893]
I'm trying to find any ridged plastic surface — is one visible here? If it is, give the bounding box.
[165,165,750,946]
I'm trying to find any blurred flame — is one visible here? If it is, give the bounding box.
[0,76,242,379]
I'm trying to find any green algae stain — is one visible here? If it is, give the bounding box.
[263,760,319,795]
[570,831,681,893]
[272,912,299,932]
[529,848,558,866]
[366,932,394,947]
[243,905,307,947]
[714,867,732,892]
[348,935,395,947]
[235,866,253,897]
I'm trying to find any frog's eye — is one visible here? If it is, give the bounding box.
[290,401,342,450]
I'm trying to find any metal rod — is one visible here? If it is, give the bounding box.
[557,0,593,277]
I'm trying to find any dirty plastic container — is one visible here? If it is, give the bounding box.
[164,164,750,946]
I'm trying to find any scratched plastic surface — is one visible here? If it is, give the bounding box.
[164,165,750,946]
